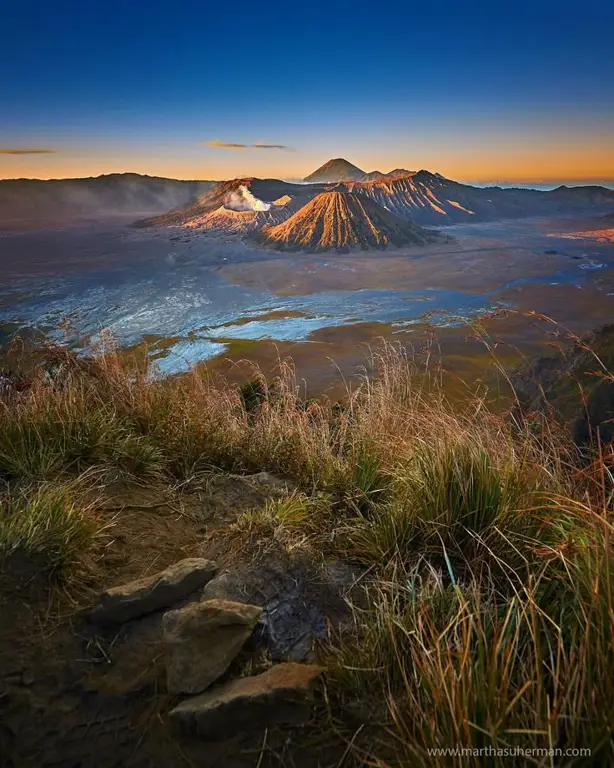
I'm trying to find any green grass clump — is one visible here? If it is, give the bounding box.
[0,479,99,575]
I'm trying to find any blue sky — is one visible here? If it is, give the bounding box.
[1,0,613,180]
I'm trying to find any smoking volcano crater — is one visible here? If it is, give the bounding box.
[177,184,306,233]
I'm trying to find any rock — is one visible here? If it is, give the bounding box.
[162,599,262,695]
[201,561,359,661]
[201,569,251,603]
[249,471,293,491]
[169,662,324,737]
[91,558,218,625]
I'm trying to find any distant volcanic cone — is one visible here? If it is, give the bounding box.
[254,191,434,252]
[304,158,368,183]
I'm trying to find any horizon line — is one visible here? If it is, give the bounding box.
[1,171,614,185]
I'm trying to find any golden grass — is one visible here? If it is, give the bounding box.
[0,337,612,763]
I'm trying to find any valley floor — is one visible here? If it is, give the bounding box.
[1,214,614,399]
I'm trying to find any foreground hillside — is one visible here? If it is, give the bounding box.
[1,335,613,766]
[254,190,433,251]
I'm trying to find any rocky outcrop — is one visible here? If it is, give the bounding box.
[169,663,324,737]
[162,599,263,694]
[84,557,334,746]
[90,558,218,624]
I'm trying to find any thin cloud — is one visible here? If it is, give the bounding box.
[0,148,57,155]
[206,141,249,150]
[204,140,295,152]
[252,143,296,152]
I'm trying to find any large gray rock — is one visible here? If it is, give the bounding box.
[201,560,360,661]
[162,599,262,695]
[169,662,324,737]
[91,558,218,625]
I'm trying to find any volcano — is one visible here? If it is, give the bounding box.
[141,178,325,231]
[304,158,367,183]
[140,168,614,233]
[304,158,417,183]
[254,191,433,252]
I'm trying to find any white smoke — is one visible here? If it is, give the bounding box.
[225,184,271,212]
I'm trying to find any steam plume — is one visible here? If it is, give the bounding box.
[225,185,271,211]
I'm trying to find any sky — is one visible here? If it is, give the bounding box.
[1,0,613,183]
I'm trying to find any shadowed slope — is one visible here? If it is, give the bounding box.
[255,191,433,252]
[336,172,614,224]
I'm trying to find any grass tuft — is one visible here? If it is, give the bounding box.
[0,478,100,575]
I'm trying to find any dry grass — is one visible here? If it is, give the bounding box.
[0,338,612,763]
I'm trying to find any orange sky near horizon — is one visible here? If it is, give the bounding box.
[1,138,613,183]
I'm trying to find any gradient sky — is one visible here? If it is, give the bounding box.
[1,0,613,182]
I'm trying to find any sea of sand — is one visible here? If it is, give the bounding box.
[1,213,614,395]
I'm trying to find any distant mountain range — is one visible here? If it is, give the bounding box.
[2,160,614,252]
[304,158,414,183]
[0,173,215,225]
[144,163,614,235]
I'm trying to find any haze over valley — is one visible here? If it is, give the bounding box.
[2,158,614,386]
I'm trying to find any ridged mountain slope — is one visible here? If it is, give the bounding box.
[334,172,614,225]
[255,191,432,252]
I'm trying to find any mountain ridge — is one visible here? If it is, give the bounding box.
[0,173,216,225]
[304,158,417,183]
[145,171,614,234]
[3,165,614,232]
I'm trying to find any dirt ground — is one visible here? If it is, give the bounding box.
[0,476,352,768]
